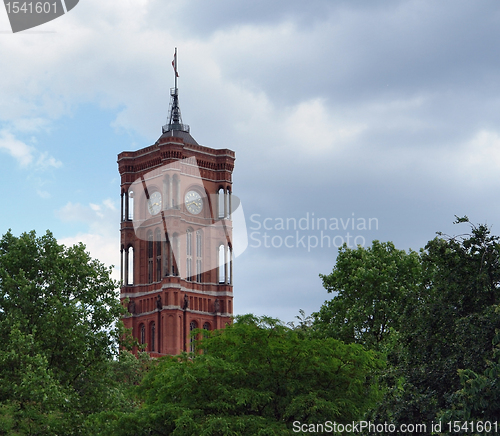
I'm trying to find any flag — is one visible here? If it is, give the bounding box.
[172,52,179,77]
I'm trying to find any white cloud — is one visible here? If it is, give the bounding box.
[11,117,52,133]
[281,99,366,153]
[2,0,500,323]
[59,231,120,281]
[0,129,62,169]
[103,198,117,210]
[56,199,116,223]
[36,151,63,169]
[453,130,500,186]
[0,130,35,166]
[37,189,51,199]
[56,199,120,280]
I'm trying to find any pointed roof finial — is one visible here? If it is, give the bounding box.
[163,47,190,134]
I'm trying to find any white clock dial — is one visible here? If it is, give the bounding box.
[185,190,203,215]
[147,191,162,215]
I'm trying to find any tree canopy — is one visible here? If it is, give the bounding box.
[4,218,500,434]
[313,240,422,349]
[382,220,500,425]
[0,230,126,434]
[102,315,384,436]
[313,218,500,428]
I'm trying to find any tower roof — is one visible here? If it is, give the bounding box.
[157,127,199,146]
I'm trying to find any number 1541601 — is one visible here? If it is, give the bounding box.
[5,2,57,14]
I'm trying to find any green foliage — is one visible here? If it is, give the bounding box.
[365,220,500,427]
[8,219,500,434]
[439,342,500,424]
[104,315,384,435]
[313,240,422,349]
[82,351,153,435]
[0,324,69,435]
[0,230,126,434]
[314,219,500,426]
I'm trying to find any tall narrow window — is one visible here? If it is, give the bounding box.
[173,175,180,209]
[186,229,192,281]
[140,324,145,345]
[150,322,155,352]
[169,175,174,209]
[189,321,197,352]
[155,228,162,282]
[196,260,202,283]
[120,246,124,284]
[218,188,224,219]
[127,246,134,285]
[163,176,170,211]
[164,236,170,277]
[128,191,134,220]
[123,191,128,221]
[196,230,202,283]
[224,188,228,219]
[172,234,179,276]
[218,244,225,284]
[121,192,125,222]
[147,231,153,284]
[227,245,232,284]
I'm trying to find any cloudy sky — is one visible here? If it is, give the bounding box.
[1,0,500,322]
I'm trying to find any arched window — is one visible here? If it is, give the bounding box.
[147,231,153,284]
[189,321,197,352]
[140,324,146,345]
[155,228,162,282]
[186,229,192,281]
[150,322,155,352]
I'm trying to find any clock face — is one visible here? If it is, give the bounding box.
[185,190,203,215]
[147,191,162,215]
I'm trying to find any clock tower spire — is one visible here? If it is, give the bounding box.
[163,47,189,134]
[118,50,235,356]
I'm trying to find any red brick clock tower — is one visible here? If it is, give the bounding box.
[118,51,235,355]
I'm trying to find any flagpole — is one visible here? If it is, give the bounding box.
[174,47,178,91]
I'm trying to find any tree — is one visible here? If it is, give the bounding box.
[313,219,500,427]
[369,219,500,428]
[0,230,125,434]
[313,240,423,349]
[439,331,500,423]
[104,315,384,436]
